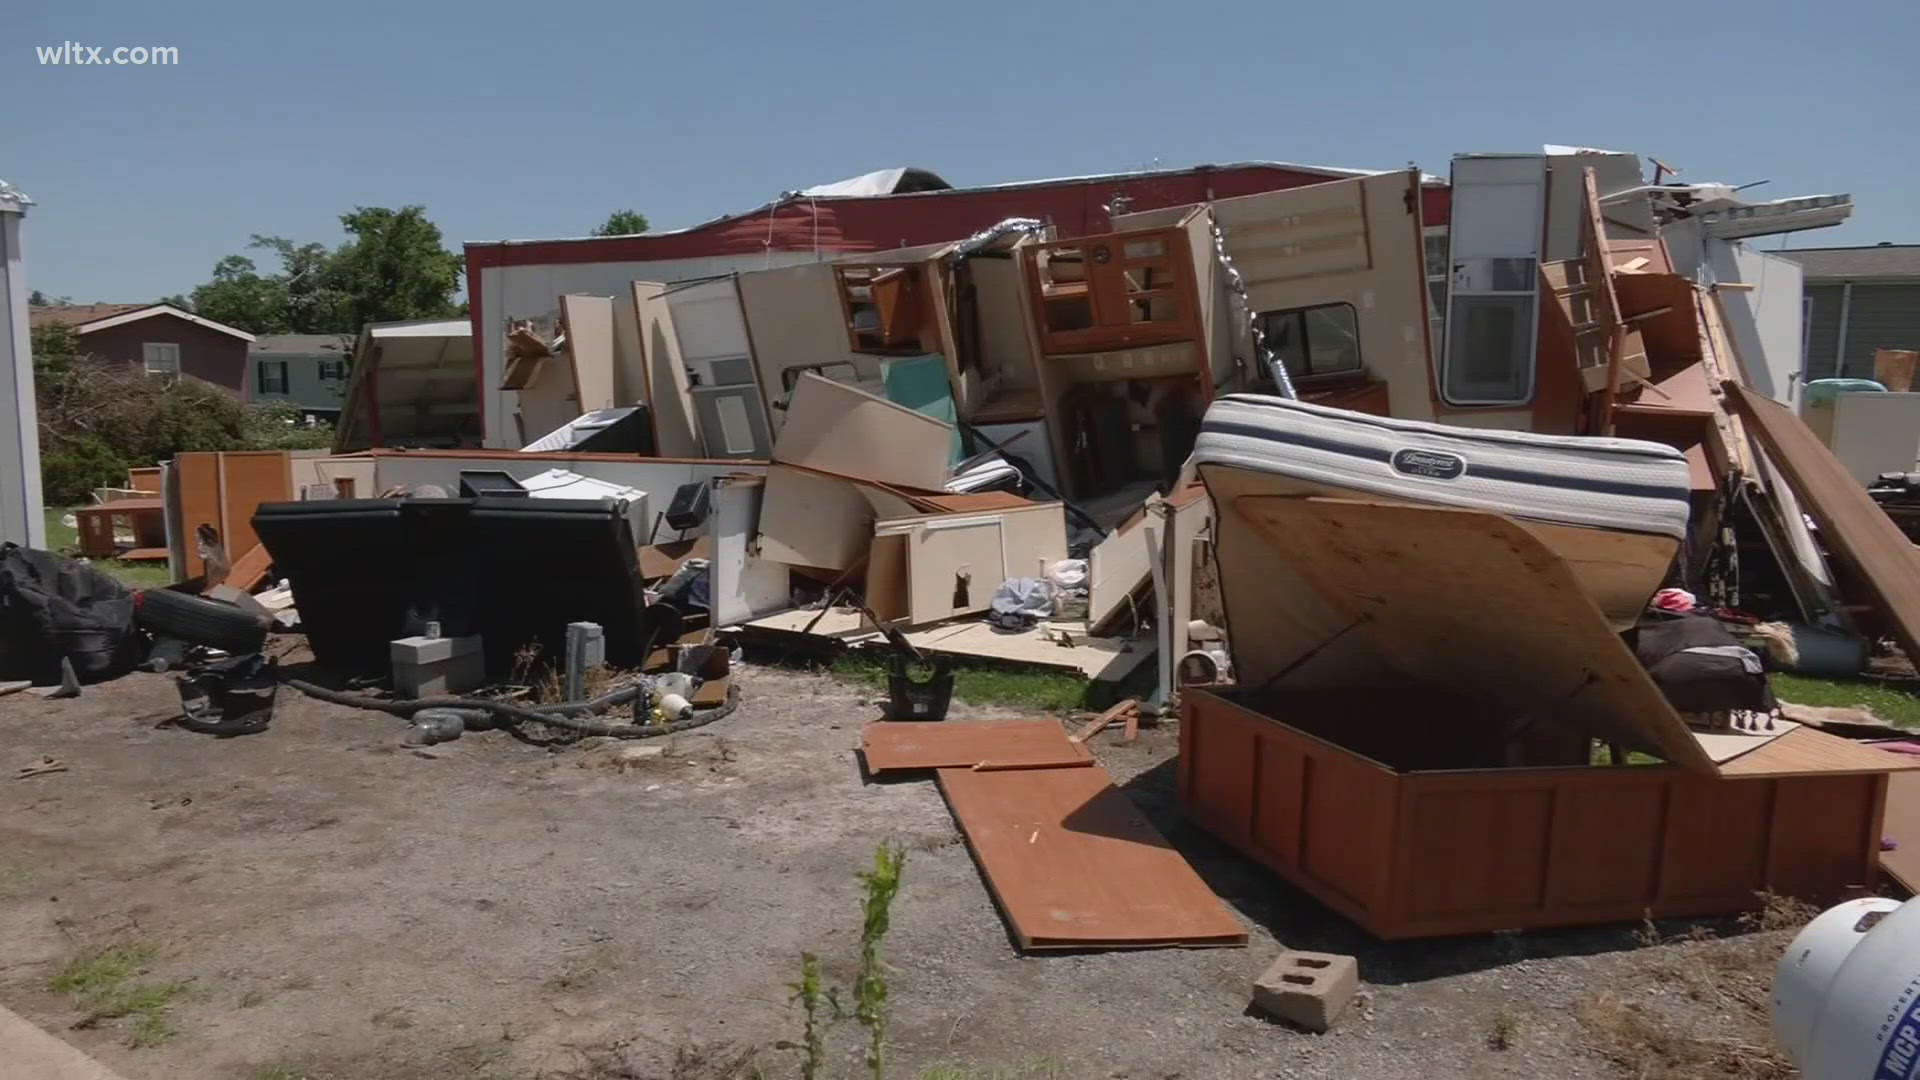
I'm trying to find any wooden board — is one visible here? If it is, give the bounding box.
[638,537,710,581]
[740,609,1153,682]
[937,764,1246,950]
[558,294,618,414]
[1715,726,1920,778]
[1726,382,1920,666]
[861,720,1093,774]
[756,465,875,571]
[774,372,952,491]
[1233,495,1717,773]
[1883,771,1920,892]
[223,543,272,591]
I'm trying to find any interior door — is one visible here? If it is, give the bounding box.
[1442,155,1547,406]
[668,279,772,458]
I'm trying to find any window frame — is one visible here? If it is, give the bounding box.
[142,342,180,377]
[257,359,290,395]
[1253,301,1366,383]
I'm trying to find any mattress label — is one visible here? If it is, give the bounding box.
[1391,448,1466,481]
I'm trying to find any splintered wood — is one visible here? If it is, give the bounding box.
[936,764,1246,950]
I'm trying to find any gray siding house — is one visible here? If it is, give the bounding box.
[248,334,353,420]
[1776,244,1920,381]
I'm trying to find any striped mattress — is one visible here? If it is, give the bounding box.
[1192,395,1693,540]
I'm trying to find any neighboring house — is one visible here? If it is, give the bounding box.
[0,181,44,547]
[1774,244,1920,382]
[248,334,353,421]
[29,303,254,396]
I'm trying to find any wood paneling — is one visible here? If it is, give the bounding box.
[1181,689,1895,939]
[938,763,1245,950]
[174,451,292,578]
[861,720,1091,774]
[1728,382,1920,665]
[1233,496,1711,772]
[1403,787,1552,919]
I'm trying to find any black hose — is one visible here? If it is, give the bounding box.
[278,677,738,739]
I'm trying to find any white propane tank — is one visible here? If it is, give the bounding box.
[1772,896,1920,1078]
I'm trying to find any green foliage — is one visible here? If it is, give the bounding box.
[331,206,465,330]
[243,401,336,451]
[47,941,191,1048]
[36,355,333,505]
[40,435,128,506]
[855,844,906,1080]
[1770,672,1920,727]
[786,952,830,1080]
[29,323,79,378]
[187,206,463,335]
[785,844,907,1079]
[592,209,651,236]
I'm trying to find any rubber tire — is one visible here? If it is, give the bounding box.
[135,589,269,654]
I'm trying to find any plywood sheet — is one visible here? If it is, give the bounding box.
[1727,383,1920,666]
[1234,495,1716,773]
[1714,726,1920,778]
[740,609,1152,681]
[861,720,1092,774]
[756,465,874,571]
[1883,771,1920,892]
[937,764,1246,950]
[559,294,618,413]
[774,372,954,491]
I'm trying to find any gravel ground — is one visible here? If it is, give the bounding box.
[0,658,1797,1079]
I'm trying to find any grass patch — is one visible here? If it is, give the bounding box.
[918,1058,1066,1080]
[47,942,191,1047]
[43,507,173,589]
[1770,672,1920,727]
[826,651,1149,713]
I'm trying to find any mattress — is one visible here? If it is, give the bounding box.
[1192,394,1693,540]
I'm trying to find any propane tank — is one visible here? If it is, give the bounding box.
[1772,896,1920,1078]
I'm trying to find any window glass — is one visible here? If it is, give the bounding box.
[1443,296,1534,402]
[142,342,179,375]
[1255,303,1362,380]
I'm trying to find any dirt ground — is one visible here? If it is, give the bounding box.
[0,658,1804,1079]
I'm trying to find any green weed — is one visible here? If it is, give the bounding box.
[47,942,191,1048]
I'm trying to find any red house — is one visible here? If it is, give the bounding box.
[31,303,255,398]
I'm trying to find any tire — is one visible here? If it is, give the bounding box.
[134,589,270,654]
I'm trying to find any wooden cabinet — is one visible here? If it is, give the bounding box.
[1024,227,1200,355]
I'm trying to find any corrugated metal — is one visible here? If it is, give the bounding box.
[1839,283,1920,379]
[1805,284,1846,380]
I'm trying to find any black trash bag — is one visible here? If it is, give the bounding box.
[1627,613,1777,725]
[0,543,142,685]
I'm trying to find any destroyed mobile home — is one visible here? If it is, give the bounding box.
[10,147,1920,970]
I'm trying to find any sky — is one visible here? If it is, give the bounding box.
[8,0,1918,304]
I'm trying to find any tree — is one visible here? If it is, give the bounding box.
[591,210,650,237]
[328,206,463,330]
[182,206,463,336]
[28,289,47,306]
[189,254,293,334]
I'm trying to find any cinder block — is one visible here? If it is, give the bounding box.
[390,635,485,697]
[1251,950,1359,1032]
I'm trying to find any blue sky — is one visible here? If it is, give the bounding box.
[8,0,1916,303]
